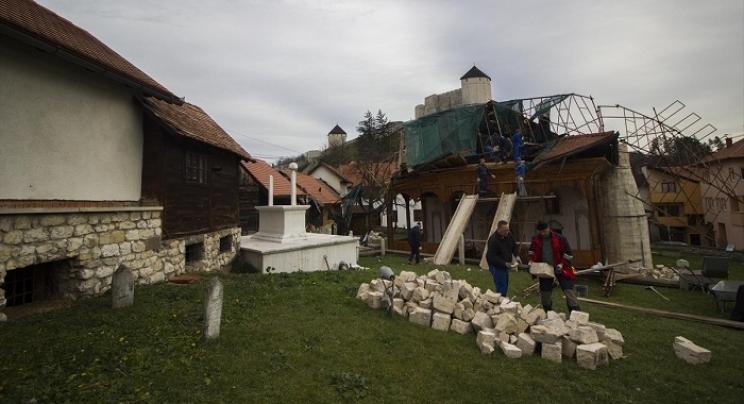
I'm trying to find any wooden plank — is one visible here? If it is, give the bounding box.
[577,297,744,330]
[479,192,517,269]
[432,194,478,265]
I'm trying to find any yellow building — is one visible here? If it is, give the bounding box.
[645,166,710,246]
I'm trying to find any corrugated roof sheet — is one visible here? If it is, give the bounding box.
[242,160,303,197]
[295,171,340,205]
[0,0,180,102]
[142,97,250,159]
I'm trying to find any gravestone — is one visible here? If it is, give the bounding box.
[111,265,134,308]
[203,277,224,340]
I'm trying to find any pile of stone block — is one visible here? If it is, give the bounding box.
[356,268,626,370]
[637,264,680,282]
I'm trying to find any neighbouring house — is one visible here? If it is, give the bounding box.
[641,166,709,246]
[0,0,250,308]
[304,161,354,197]
[239,159,304,234]
[388,67,652,269]
[698,137,744,249]
[291,171,341,233]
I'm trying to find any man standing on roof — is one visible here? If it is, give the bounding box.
[486,220,519,296]
[476,158,495,197]
[408,222,422,265]
[512,129,523,161]
[528,221,581,313]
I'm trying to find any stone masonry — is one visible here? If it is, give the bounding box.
[0,209,240,307]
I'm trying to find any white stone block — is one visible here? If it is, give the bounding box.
[432,294,456,314]
[367,291,383,309]
[576,342,609,370]
[471,311,494,332]
[431,312,452,332]
[356,283,370,300]
[568,326,599,344]
[409,307,432,327]
[500,342,523,359]
[673,336,711,365]
[450,319,473,334]
[569,310,590,325]
[476,330,496,354]
[516,333,536,355]
[541,341,562,363]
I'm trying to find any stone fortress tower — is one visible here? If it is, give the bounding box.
[415,65,493,118]
[327,124,347,147]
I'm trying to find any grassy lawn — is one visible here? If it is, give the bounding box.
[1,255,743,403]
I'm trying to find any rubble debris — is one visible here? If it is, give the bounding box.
[358,268,626,369]
[673,336,711,364]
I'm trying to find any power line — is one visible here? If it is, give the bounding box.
[224,127,306,155]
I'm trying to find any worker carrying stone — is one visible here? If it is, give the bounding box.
[476,158,495,197]
[528,221,581,313]
[486,220,520,296]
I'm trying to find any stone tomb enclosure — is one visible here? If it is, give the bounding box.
[357,269,627,370]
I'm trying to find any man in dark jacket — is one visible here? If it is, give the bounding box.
[486,220,519,295]
[408,222,422,264]
[528,221,580,313]
[476,158,495,197]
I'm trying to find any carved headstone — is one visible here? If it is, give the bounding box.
[203,277,224,340]
[111,265,134,308]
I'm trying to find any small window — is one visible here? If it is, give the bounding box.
[185,152,208,184]
[219,235,232,253]
[185,243,204,263]
[661,182,676,193]
[3,261,60,306]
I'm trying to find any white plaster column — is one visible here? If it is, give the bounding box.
[268,175,274,206]
[289,162,298,206]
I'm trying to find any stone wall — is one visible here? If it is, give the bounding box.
[0,208,241,307]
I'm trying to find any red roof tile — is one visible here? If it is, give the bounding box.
[698,138,744,164]
[142,97,250,159]
[294,171,340,205]
[533,132,617,166]
[241,160,303,197]
[0,0,179,102]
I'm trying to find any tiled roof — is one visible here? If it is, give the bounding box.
[241,160,303,196]
[294,171,340,206]
[142,97,250,159]
[533,132,618,166]
[328,124,347,135]
[460,65,491,81]
[698,138,744,164]
[0,0,180,102]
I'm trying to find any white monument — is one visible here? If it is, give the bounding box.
[240,163,358,273]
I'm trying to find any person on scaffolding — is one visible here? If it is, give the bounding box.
[528,221,581,313]
[476,158,495,197]
[486,220,520,296]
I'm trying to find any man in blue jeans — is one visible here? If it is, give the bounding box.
[486,220,519,296]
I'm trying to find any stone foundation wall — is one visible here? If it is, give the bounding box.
[0,208,241,307]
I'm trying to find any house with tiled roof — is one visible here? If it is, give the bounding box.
[0,0,250,308]
[698,137,744,249]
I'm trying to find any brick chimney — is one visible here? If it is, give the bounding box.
[725,137,733,148]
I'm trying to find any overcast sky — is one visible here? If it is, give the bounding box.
[40,0,744,162]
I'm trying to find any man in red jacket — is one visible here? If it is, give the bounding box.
[528,221,581,313]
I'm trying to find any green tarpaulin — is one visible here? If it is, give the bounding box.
[404,104,485,168]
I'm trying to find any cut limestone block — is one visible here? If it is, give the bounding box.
[412,287,429,302]
[433,294,456,314]
[562,336,577,358]
[356,283,370,300]
[459,282,474,300]
[538,318,570,336]
[419,298,432,310]
[508,335,518,345]
[405,301,419,315]
[586,322,606,339]
[568,326,599,344]
[425,281,441,293]
[565,320,579,330]
[455,304,475,322]
[432,312,452,332]
[541,341,562,363]
[471,312,494,332]
[529,262,555,279]
[569,310,590,325]
[427,269,440,279]
[441,283,460,301]
[395,270,417,286]
[367,291,383,309]
[547,311,560,320]
[369,279,386,292]
[524,308,546,325]
[484,289,502,304]
[604,339,623,360]
[435,271,452,285]
[530,325,561,344]
[500,301,519,315]
[450,319,473,334]
[517,333,536,355]
[515,319,530,335]
[400,282,416,300]
[604,328,624,346]
[476,330,497,354]
[576,342,609,370]
[494,313,519,334]
[500,342,523,359]
[673,336,711,365]
[409,308,432,327]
